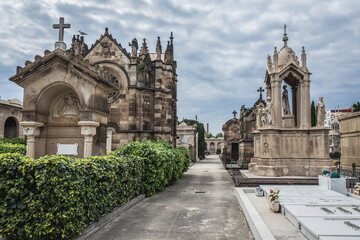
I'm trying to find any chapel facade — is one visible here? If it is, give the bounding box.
[10,19,177,159]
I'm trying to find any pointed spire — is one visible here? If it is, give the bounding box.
[267,55,273,72]
[301,46,307,71]
[283,24,288,47]
[140,38,149,55]
[105,27,109,35]
[273,47,278,71]
[156,36,162,60]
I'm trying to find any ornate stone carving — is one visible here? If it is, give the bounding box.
[53,93,80,118]
[231,126,239,133]
[129,38,138,57]
[100,41,112,57]
[265,97,273,125]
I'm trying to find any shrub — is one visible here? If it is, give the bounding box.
[216,148,221,154]
[0,153,144,239]
[0,139,190,239]
[0,142,26,155]
[330,172,340,178]
[117,139,190,196]
[0,138,27,145]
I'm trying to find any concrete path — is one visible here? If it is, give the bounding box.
[88,155,253,240]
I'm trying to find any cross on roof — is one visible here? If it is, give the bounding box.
[232,110,237,118]
[53,17,70,42]
[257,87,265,100]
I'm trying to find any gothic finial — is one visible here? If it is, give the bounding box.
[105,27,108,34]
[301,46,307,70]
[156,37,162,60]
[274,46,277,54]
[140,38,149,55]
[170,32,174,45]
[283,24,288,47]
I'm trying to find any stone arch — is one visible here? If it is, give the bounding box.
[210,142,215,153]
[4,117,18,138]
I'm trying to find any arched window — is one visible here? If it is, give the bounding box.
[4,117,18,138]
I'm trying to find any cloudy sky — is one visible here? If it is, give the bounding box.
[1,0,360,134]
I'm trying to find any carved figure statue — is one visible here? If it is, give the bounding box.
[265,97,273,125]
[261,108,267,127]
[129,38,138,57]
[256,105,262,129]
[282,85,291,115]
[317,96,326,127]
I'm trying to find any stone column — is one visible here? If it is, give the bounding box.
[78,121,100,157]
[20,121,44,158]
[300,77,311,128]
[106,127,113,154]
[271,75,282,128]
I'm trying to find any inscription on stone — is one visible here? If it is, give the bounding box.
[57,143,78,156]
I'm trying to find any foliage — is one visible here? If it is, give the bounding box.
[136,60,145,72]
[268,188,280,203]
[206,133,214,138]
[216,148,221,154]
[354,183,360,195]
[215,133,223,138]
[0,143,26,155]
[311,100,317,127]
[197,123,206,158]
[330,172,340,178]
[0,138,27,145]
[353,102,360,112]
[117,139,190,196]
[0,139,190,240]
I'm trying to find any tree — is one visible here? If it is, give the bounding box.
[206,133,214,138]
[353,101,360,112]
[311,100,317,127]
[215,133,223,138]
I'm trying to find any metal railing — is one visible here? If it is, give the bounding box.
[339,163,360,193]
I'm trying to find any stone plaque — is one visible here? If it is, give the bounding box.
[57,143,78,156]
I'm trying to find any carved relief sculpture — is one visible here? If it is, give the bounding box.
[282,85,291,115]
[265,96,273,125]
[100,42,112,57]
[53,94,80,118]
[317,96,326,127]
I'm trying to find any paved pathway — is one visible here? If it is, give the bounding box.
[89,155,253,240]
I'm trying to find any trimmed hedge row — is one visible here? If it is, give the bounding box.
[0,143,26,155]
[0,139,190,240]
[0,138,27,145]
[117,139,191,196]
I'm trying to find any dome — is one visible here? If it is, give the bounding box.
[277,46,300,70]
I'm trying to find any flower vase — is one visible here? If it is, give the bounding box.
[270,201,280,212]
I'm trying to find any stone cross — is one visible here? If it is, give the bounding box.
[53,17,70,42]
[257,87,265,100]
[232,110,237,118]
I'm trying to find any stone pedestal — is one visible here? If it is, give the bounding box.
[238,139,253,168]
[54,41,66,51]
[282,115,295,128]
[249,127,336,176]
[78,121,100,157]
[20,121,44,158]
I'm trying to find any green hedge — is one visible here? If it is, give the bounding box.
[0,139,190,240]
[117,139,191,196]
[0,138,27,145]
[0,143,26,155]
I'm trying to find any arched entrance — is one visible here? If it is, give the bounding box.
[210,142,215,153]
[4,117,18,138]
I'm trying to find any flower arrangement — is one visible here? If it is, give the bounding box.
[322,170,331,177]
[256,187,263,191]
[268,188,280,202]
[255,186,263,196]
[355,183,360,195]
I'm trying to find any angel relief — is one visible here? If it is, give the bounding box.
[53,94,80,118]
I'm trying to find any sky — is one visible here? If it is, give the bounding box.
[0,0,360,135]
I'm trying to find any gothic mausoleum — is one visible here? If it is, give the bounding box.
[10,18,177,158]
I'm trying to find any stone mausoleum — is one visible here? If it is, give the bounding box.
[0,98,23,138]
[10,18,177,159]
[248,26,335,176]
